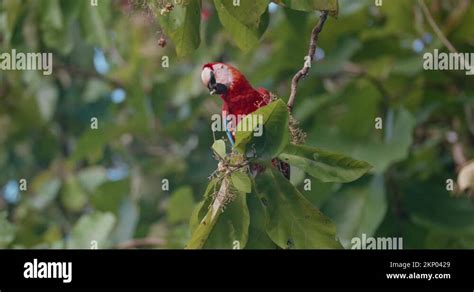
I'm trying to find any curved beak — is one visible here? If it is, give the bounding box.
[207,71,228,95]
[208,83,228,95]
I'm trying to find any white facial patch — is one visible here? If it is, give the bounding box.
[201,67,212,86]
[212,63,232,87]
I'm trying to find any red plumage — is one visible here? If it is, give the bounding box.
[202,62,290,179]
[203,62,270,118]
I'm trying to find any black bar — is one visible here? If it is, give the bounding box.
[0,250,472,290]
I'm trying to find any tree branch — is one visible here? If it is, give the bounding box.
[417,0,457,53]
[55,62,125,89]
[287,11,329,112]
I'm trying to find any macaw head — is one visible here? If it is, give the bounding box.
[201,62,255,100]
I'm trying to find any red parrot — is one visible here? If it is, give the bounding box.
[201,62,290,179]
[201,62,271,130]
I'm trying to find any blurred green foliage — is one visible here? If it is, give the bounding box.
[0,0,473,249]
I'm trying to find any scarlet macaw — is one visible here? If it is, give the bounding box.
[201,62,290,179]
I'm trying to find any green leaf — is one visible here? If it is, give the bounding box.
[39,0,75,54]
[189,179,219,233]
[60,175,88,212]
[112,198,140,244]
[68,212,116,249]
[189,198,210,236]
[255,168,342,249]
[72,121,140,163]
[167,186,194,224]
[279,144,372,183]
[2,0,23,44]
[323,175,387,248]
[187,179,221,248]
[79,0,108,47]
[187,178,250,249]
[355,108,416,173]
[230,171,251,193]
[246,185,279,249]
[35,82,58,122]
[234,99,289,160]
[30,171,62,210]
[272,0,338,16]
[0,212,16,248]
[77,166,108,193]
[158,1,201,57]
[40,0,63,30]
[307,85,416,173]
[91,179,129,214]
[212,139,226,158]
[257,6,271,37]
[213,0,270,51]
[405,181,474,234]
[204,189,250,249]
[187,207,220,249]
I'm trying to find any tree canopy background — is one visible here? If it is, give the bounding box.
[0,0,473,249]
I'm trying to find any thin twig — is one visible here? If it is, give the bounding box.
[418,0,474,146]
[418,0,472,71]
[55,62,125,88]
[418,1,471,75]
[417,0,457,53]
[287,11,329,112]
